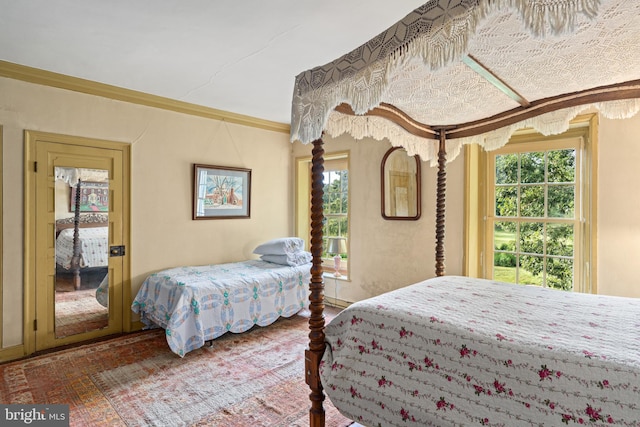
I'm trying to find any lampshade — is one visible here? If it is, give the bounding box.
[327,237,347,255]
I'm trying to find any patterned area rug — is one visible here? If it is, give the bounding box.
[55,288,108,337]
[0,309,351,427]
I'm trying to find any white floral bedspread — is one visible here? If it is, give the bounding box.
[55,227,109,269]
[132,260,310,357]
[320,276,640,426]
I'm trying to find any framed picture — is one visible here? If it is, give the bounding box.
[70,181,109,212]
[193,164,251,220]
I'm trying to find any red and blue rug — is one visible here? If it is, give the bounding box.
[0,309,351,426]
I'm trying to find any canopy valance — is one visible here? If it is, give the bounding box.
[291,0,640,164]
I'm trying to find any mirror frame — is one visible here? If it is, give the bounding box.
[381,147,421,220]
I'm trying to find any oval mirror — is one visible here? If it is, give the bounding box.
[381,147,421,220]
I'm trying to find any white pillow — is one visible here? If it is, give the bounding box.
[253,237,305,255]
[260,251,312,266]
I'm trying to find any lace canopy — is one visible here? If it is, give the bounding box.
[290,0,640,164]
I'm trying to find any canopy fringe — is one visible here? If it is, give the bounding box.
[454,98,640,152]
[291,0,603,145]
[324,98,640,166]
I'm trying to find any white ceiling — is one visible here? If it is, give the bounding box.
[0,1,426,125]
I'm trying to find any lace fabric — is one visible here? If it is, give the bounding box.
[291,0,640,162]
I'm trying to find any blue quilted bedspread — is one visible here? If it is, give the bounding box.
[132,260,311,356]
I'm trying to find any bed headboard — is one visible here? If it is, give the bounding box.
[55,213,109,237]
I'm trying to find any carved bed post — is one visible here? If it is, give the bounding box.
[71,179,83,290]
[306,137,326,427]
[435,133,447,277]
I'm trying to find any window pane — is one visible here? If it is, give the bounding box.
[547,224,574,257]
[339,170,349,191]
[495,154,518,184]
[322,193,329,211]
[547,257,573,291]
[519,254,544,285]
[495,186,518,216]
[494,251,517,268]
[520,185,544,217]
[520,222,543,254]
[328,193,341,214]
[494,265,516,284]
[325,217,342,237]
[520,152,545,184]
[494,221,516,251]
[548,185,574,218]
[548,149,575,183]
[341,191,348,214]
[337,216,348,237]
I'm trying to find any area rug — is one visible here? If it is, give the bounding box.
[55,288,109,337]
[0,309,352,427]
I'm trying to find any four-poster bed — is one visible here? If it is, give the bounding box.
[55,180,109,290]
[290,0,640,425]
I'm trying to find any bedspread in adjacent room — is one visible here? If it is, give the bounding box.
[132,259,311,357]
[320,275,640,426]
[55,227,109,269]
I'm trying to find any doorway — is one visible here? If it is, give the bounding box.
[24,131,130,354]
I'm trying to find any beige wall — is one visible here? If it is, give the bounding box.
[597,113,640,298]
[292,134,465,303]
[0,77,294,348]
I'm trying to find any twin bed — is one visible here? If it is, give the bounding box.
[132,238,312,357]
[288,0,640,426]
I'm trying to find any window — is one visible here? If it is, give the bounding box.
[489,143,581,290]
[465,115,597,293]
[295,152,350,277]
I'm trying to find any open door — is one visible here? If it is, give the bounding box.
[25,131,130,353]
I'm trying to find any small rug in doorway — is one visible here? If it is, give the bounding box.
[0,309,351,427]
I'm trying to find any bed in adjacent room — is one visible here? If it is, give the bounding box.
[55,212,109,290]
[288,0,640,425]
[132,238,312,357]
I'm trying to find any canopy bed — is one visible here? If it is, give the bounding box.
[289,0,640,425]
[55,179,109,291]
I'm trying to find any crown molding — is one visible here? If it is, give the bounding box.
[0,60,290,134]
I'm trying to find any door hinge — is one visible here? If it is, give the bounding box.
[33,319,37,331]
[34,161,38,172]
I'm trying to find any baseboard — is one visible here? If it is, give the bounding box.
[324,297,351,309]
[0,344,25,363]
[128,321,145,332]
[1,323,145,364]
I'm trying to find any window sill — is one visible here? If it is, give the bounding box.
[323,272,349,282]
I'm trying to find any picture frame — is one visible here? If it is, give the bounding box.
[69,181,109,212]
[193,164,251,220]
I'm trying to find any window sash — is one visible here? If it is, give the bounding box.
[485,138,583,291]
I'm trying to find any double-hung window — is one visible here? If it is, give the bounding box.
[467,115,597,293]
[296,152,350,278]
[488,140,582,290]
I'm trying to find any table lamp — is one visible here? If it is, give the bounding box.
[327,237,347,277]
